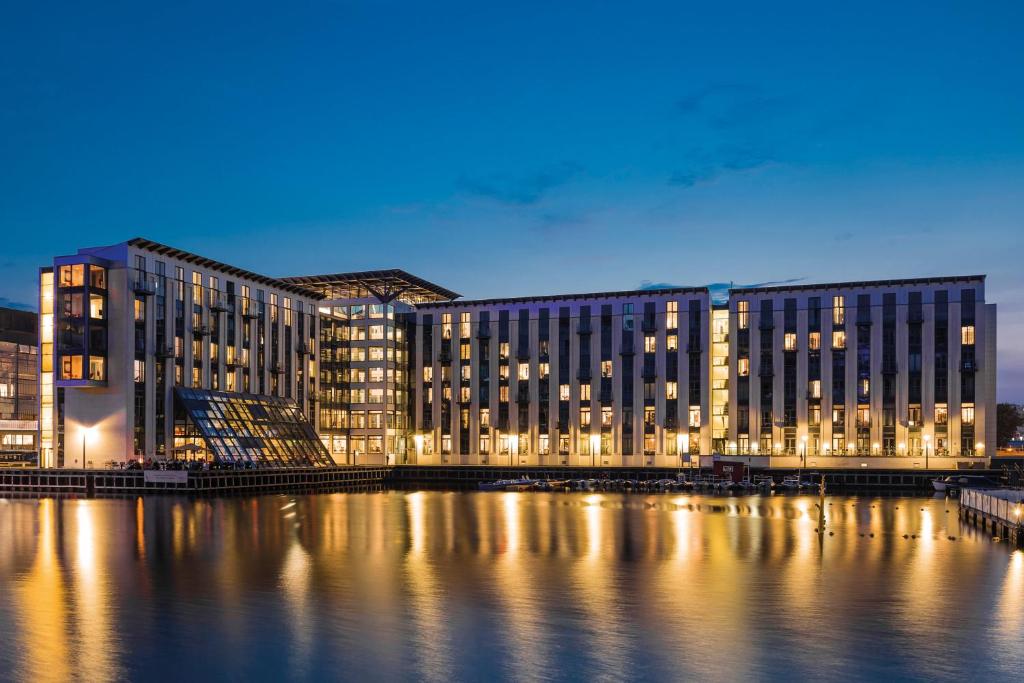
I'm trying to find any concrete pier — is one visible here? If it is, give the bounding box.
[959,489,1024,548]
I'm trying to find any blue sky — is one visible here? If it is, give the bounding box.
[1,1,1022,399]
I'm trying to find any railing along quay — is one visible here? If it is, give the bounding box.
[0,466,390,497]
[388,465,983,491]
[959,489,1024,548]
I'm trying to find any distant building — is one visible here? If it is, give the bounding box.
[0,306,38,465]
[38,237,998,469]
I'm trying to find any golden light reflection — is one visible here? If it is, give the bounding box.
[73,501,118,682]
[14,499,70,683]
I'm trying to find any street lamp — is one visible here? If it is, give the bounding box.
[801,434,808,468]
[589,434,600,468]
[81,426,97,470]
[923,434,931,470]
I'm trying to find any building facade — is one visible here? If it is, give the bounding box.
[410,289,712,467]
[39,239,327,468]
[37,238,997,469]
[726,276,996,465]
[0,306,38,465]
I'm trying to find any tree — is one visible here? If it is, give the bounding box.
[996,403,1023,449]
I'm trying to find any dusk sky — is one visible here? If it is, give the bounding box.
[1,2,1022,399]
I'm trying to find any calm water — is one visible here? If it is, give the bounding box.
[0,491,1021,682]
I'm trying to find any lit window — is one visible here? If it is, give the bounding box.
[688,406,701,428]
[961,404,975,426]
[538,434,550,455]
[832,330,846,349]
[644,406,656,424]
[666,301,678,330]
[809,405,821,425]
[809,379,820,398]
[499,386,509,402]
[460,386,471,403]
[133,359,145,383]
[808,331,821,350]
[666,334,678,351]
[539,362,550,378]
[580,407,591,427]
[518,363,529,381]
[441,314,452,339]
[601,407,613,426]
[737,300,749,330]
[832,296,845,325]
[961,325,975,345]
[499,342,509,359]
[580,384,591,401]
[480,408,490,426]
[479,434,490,454]
[935,404,948,425]
[559,384,570,401]
[644,335,656,353]
[369,325,384,340]
[460,365,471,381]
[784,332,796,351]
[460,313,471,339]
[601,360,612,378]
[666,381,678,399]
[738,358,749,376]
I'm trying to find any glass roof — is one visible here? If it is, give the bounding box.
[175,388,335,468]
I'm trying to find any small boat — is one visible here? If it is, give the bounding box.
[478,477,535,492]
[934,475,1001,494]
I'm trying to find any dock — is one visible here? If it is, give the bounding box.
[959,489,1024,548]
[0,466,390,497]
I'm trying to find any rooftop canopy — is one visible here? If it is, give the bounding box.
[282,269,460,304]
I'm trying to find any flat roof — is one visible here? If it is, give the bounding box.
[127,238,320,298]
[729,274,985,295]
[281,270,460,304]
[415,285,709,309]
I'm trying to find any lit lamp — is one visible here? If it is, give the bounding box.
[801,434,808,467]
[676,433,685,464]
[975,442,984,456]
[589,434,600,467]
[509,434,519,467]
[872,442,880,455]
[923,434,931,469]
[413,433,424,462]
[81,425,97,469]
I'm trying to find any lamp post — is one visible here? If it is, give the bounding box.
[81,426,96,470]
[589,433,600,468]
[801,434,808,468]
[923,434,931,470]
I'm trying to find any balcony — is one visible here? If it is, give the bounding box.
[517,346,530,361]
[475,326,491,340]
[961,358,977,373]
[193,325,211,337]
[577,320,592,335]
[242,304,260,320]
[641,318,656,333]
[620,336,635,355]
[438,347,452,364]
[155,346,175,359]
[577,368,592,382]
[599,388,614,404]
[209,294,230,312]
[132,275,158,296]
[641,365,657,381]
[297,341,313,356]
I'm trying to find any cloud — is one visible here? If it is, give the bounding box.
[669,83,795,188]
[669,144,774,188]
[458,161,583,205]
[0,297,34,311]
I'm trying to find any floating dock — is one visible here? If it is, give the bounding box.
[959,489,1024,548]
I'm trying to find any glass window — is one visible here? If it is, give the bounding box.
[832,330,846,349]
[601,360,612,377]
[666,301,678,330]
[961,325,975,345]
[559,384,570,401]
[738,358,749,376]
[961,404,975,426]
[832,296,845,325]
[518,363,529,381]
[666,381,678,399]
[808,331,821,350]
[644,335,656,353]
[784,332,797,351]
[737,300,749,329]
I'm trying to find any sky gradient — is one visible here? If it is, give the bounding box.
[1,2,1022,399]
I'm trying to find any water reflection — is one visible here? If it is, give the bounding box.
[0,492,1021,681]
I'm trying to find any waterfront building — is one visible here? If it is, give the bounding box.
[37,238,997,469]
[38,239,329,468]
[0,307,38,465]
[410,289,712,467]
[725,276,996,466]
[280,271,458,465]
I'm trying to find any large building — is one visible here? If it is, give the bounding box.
[37,238,997,470]
[0,306,38,465]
